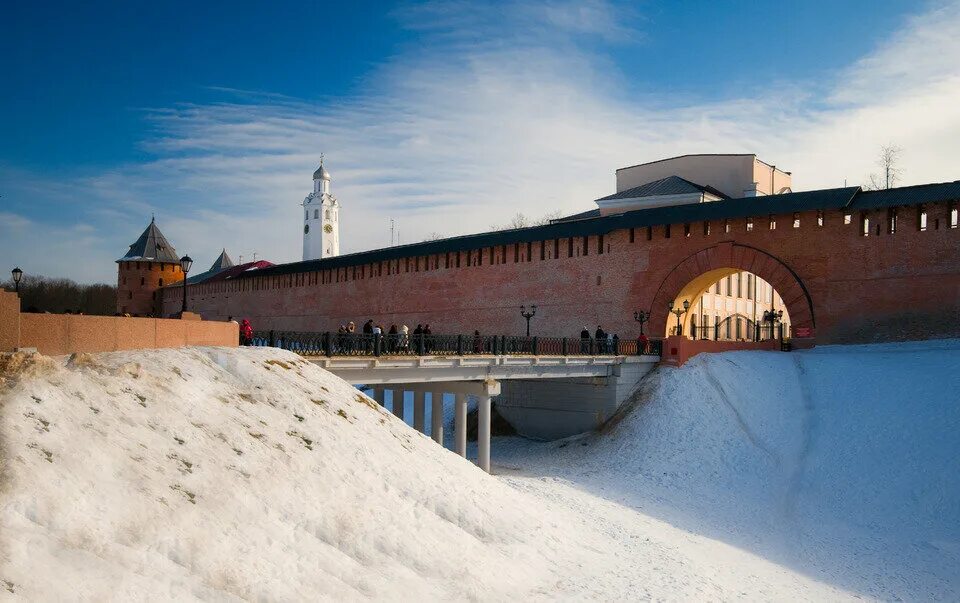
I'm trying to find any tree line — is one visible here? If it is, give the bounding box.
[1,273,117,315]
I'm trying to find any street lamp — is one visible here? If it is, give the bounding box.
[11,267,23,294]
[520,304,537,337]
[633,310,650,335]
[667,299,690,337]
[762,309,783,339]
[179,255,193,314]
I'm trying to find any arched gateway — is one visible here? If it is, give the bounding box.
[647,241,815,339]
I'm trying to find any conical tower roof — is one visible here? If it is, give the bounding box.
[118,217,180,263]
[209,248,235,272]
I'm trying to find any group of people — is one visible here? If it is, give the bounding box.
[578,325,649,354]
[334,320,437,353]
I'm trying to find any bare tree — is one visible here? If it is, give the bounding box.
[1,273,117,315]
[422,232,444,242]
[865,144,904,190]
[490,210,562,231]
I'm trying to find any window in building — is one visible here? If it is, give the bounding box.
[305,210,308,220]
[951,205,959,228]
[629,228,635,243]
[735,317,742,340]
[540,241,546,260]
[725,318,732,339]
[596,274,602,286]
[725,276,731,296]
[817,210,824,226]
[746,217,754,232]
[568,237,574,257]
[769,216,776,230]
[875,223,881,236]
[714,281,720,295]
[747,274,754,300]
[888,208,898,233]
[646,226,653,240]
[128,291,133,300]
[861,214,870,236]
[140,276,145,286]
[683,223,691,237]
[793,213,800,228]
[724,219,731,233]
[690,314,697,338]
[664,224,671,238]
[598,234,604,254]
[918,205,928,231]
[703,221,710,236]
[736,273,742,298]
[527,241,532,261]
[325,209,331,219]
[554,238,560,259]
[514,243,520,263]
[583,235,589,255]
[314,209,319,219]
[844,213,852,225]
[158,278,163,287]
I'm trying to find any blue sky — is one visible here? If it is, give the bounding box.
[2,0,959,282]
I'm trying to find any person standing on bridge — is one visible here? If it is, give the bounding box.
[580,327,590,353]
[595,325,607,353]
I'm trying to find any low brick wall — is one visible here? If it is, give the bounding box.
[659,335,781,367]
[1,291,237,356]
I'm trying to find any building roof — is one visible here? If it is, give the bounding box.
[551,208,601,223]
[313,159,330,181]
[185,260,274,286]
[237,180,959,280]
[615,153,790,174]
[209,248,235,272]
[118,218,180,263]
[596,175,728,203]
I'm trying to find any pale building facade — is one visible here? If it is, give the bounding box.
[616,154,792,200]
[302,158,340,261]
[680,271,791,340]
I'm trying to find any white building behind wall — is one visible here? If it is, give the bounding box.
[302,158,340,261]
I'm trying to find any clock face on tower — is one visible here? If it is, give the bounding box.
[324,223,333,233]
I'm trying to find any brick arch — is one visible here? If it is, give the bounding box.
[647,241,815,337]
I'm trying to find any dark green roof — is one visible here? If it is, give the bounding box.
[245,180,959,279]
[597,175,728,202]
[118,218,180,263]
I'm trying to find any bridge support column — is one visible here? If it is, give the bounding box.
[392,390,405,422]
[454,393,467,457]
[431,392,444,445]
[414,390,426,433]
[373,388,385,407]
[476,379,500,473]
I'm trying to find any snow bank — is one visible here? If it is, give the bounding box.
[0,347,626,600]
[497,340,960,600]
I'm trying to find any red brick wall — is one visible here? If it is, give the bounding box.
[117,261,184,316]
[161,202,960,345]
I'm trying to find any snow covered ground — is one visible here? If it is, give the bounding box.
[1,341,957,600]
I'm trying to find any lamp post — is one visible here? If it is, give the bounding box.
[667,299,690,337]
[11,267,23,294]
[762,309,783,339]
[179,255,193,315]
[633,310,650,335]
[520,304,537,337]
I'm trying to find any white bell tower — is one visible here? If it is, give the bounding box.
[302,155,340,261]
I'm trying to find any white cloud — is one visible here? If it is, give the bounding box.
[2,0,959,283]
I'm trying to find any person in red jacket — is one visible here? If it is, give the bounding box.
[240,319,253,346]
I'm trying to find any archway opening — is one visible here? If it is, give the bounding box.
[662,267,792,341]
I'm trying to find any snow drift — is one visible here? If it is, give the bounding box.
[497,340,960,600]
[1,341,956,600]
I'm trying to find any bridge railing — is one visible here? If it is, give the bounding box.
[250,331,663,358]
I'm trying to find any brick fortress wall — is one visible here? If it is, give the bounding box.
[160,200,960,345]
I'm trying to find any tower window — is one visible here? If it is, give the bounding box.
[159,278,163,287]
[582,235,589,255]
[888,208,898,234]
[314,209,319,219]
[646,226,653,240]
[597,234,604,254]
[724,219,730,233]
[793,213,800,228]
[918,205,928,231]
[746,217,754,232]
[861,214,870,236]
[703,221,710,236]
[140,277,145,286]
[769,216,776,230]
[629,228,635,243]
[305,210,308,220]
[684,223,691,237]
[844,214,852,225]
[817,210,824,226]
[664,224,671,238]
[325,209,331,219]
[951,205,958,228]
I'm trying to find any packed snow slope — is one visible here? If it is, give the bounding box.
[497,340,960,600]
[1,346,855,601]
